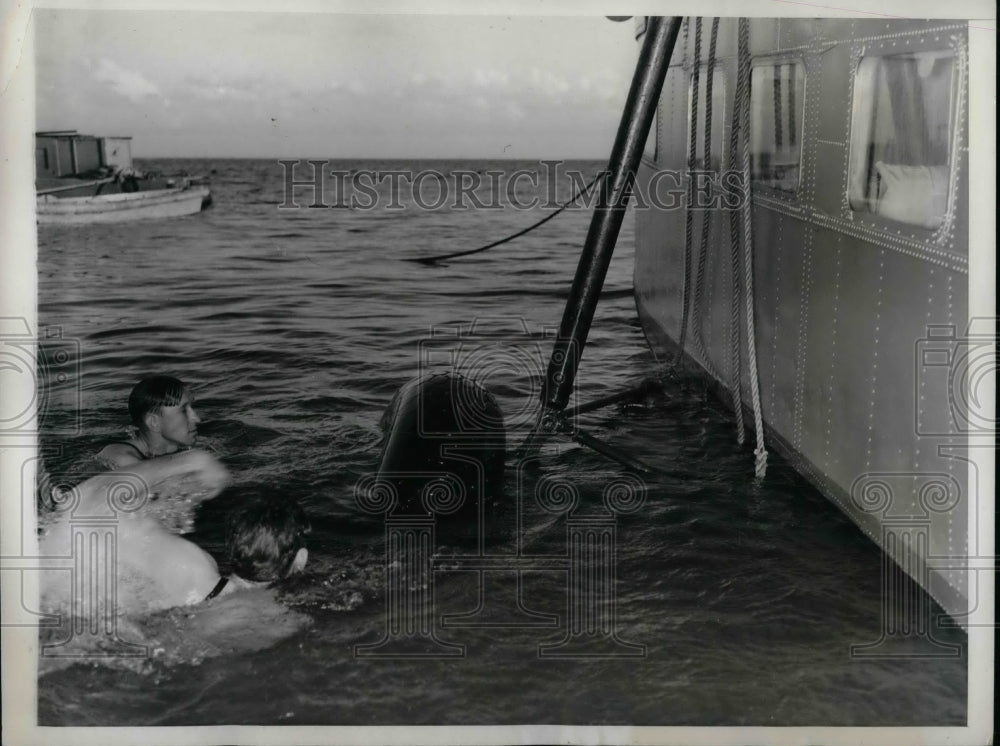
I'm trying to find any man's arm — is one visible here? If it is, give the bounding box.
[125,449,230,496]
[73,450,230,515]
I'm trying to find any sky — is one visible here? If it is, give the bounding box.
[34,10,641,159]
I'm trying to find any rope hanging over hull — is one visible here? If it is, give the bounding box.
[736,18,768,478]
[692,18,721,374]
[676,17,700,363]
[677,16,766,477]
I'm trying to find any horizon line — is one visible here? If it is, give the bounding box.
[135,154,614,161]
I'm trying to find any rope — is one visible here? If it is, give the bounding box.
[788,64,797,146]
[727,18,748,447]
[675,17,701,364]
[773,65,783,152]
[409,172,603,265]
[691,17,720,377]
[737,18,768,478]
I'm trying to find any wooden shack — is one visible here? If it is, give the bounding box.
[35,131,133,179]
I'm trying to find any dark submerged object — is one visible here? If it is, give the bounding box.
[374,373,506,542]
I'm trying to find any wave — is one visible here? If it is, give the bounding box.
[410,286,633,300]
[87,324,188,341]
[38,588,312,677]
[230,254,300,263]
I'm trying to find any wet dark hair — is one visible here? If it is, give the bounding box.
[36,461,56,514]
[128,376,187,431]
[226,497,310,582]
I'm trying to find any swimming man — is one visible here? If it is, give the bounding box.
[96,376,216,532]
[96,375,202,471]
[39,454,308,618]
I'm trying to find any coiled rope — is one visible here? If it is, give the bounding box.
[736,18,768,478]
[409,172,604,265]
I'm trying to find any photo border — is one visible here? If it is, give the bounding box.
[2,1,994,744]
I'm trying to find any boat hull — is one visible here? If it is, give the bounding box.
[633,18,973,627]
[36,186,211,224]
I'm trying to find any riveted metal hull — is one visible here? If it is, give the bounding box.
[633,18,974,626]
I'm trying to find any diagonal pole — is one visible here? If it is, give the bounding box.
[541,16,682,413]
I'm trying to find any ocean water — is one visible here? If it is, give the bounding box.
[35,158,966,726]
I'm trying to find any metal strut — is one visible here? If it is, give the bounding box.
[543,16,681,412]
[519,16,682,475]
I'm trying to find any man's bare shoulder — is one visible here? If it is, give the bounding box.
[117,523,221,611]
[96,441,142,469]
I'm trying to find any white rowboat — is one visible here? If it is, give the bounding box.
[36,185,211,225]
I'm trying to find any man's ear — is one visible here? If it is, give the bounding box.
[144,411,161,434]
[290,547,308,574]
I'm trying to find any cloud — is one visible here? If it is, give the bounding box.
[529,67,571,97]
[473,68,510,90]
[94,57,161,100]
[504,102,525,121]
[186,80,258,101]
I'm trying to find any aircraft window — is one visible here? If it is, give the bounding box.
[848,50,955,229]
[750,61,805,192]
[687,66,726,172]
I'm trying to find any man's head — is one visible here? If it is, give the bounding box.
[128,376,201,447]
[226,497,310,583]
